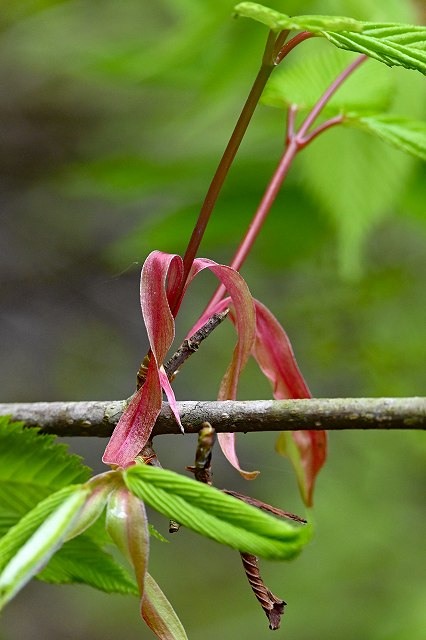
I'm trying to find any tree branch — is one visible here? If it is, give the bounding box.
[0,398,424,437]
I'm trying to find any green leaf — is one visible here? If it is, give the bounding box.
[299,122,414,277]
[0,417,91,522]
[322,23,426,74]
[0,470,139,598]
[344,114,426,161]
[124,464,310,561]
[64,473,117,541]
[234,4,426,74]
[0,486,80,573]
[233,3,362,34]
[0,486,88,610]
[262,47,392,115]
[142,573,188,640]
[38,535,139,596]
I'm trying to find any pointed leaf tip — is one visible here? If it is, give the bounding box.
[142,573,188,640]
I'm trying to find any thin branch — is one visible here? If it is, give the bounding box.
[296,55,367,140]
[274,31,317,65]
[136,308,229,389]
[298,114,344,148]
[222,490,306,524]
[201,55,368,316]
[0,398,424,437]
[163,309,229,381]
[286,104,298,145]
[175,31,279,309]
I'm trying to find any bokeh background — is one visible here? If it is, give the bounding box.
[0,0,425,638]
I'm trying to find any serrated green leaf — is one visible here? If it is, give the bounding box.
[262,47,392,115]
[0,486,80,573]
[322,22,426,74]
[234,4,426,74]
[142,573,188,640]
[38,535,139,596]
[0,486,88,610]
[124,464,310,561]
[234,3,362,34]
[0,469,138,598]
[344,115,426,161]
[299,124,414,277]
[0,417,91,523]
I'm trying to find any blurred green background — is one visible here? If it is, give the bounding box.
[0,0,425,638]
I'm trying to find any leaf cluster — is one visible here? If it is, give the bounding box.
[0,418,309,635]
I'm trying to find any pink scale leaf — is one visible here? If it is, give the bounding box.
[106,487,149,595]
[252,300,327,506]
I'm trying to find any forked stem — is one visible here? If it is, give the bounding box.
[172,30,318,314]
[203,55,367,315]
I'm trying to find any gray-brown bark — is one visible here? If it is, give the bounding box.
[0,397,424,437]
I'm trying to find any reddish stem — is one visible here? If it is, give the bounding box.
[170,30,278,315]
[298,114,344,148]
[171,31,318,315]
[296,55,367,139]
[203,55,367,314]
[274,31,316,64]
[286,104,298,145]
[205,138,299,311]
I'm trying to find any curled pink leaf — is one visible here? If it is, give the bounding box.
[103,252,257,473]
[252,300,327,506]
[103,251,183,467]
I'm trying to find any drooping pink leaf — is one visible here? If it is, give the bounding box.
[187,260,258,479]
[103,356,163,467]
[252,300,327,506]
[253,300,310,399]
